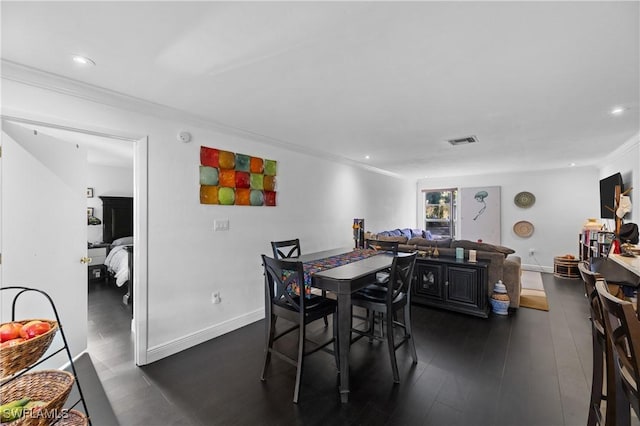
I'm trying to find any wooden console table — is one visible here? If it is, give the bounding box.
[412,256,490,318]
[553,256,580,279]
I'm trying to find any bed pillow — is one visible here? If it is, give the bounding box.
[111,236,133,246]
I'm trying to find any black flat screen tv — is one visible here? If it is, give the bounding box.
[599,172,623,219]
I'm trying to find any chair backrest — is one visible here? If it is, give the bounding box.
[262,254,306,312]
[387,252,417,303]
[596,280,640,410]
[365,239,399,255]
[271,239,301,259]
[578,261,606,336]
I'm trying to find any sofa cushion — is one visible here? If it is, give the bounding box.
[422,230,433,239]
[451,240,515,257]
[407,237,432,246]
[432,237,452,248]
[407,236,451,247]
[376,235,408,244]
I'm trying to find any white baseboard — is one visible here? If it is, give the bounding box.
[57,349,88,371]
[146,308,265,364]
[522,264,553,274]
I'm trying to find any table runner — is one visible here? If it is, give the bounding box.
[286,248,381,296]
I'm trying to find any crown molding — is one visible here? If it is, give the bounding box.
[1,59,405,180]
[602,131,640,165]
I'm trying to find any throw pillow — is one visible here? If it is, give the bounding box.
[399,228,413,240]
[411,229,424,238]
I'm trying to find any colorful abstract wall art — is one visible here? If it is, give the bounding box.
[199,146,277,206]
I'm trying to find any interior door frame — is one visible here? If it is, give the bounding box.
[0,115,149,366]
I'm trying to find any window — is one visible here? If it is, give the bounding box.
[424,189,457,239]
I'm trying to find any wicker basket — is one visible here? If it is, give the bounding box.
[0,370,74,426]
[57,410,88,426]
[0,320,58,378]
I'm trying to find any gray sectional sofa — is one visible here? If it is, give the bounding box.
[365,229,522,308]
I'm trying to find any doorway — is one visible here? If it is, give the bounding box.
[0,115,149,366]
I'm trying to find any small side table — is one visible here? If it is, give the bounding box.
[554,256,580,279]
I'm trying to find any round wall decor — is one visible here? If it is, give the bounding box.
[513,220,534,238]
[514,191,536,208]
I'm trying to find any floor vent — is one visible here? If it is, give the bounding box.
[448,135,478,146]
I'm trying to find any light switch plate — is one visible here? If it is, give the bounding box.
[214,219,230,231]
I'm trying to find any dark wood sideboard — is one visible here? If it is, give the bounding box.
[412,256,490,318]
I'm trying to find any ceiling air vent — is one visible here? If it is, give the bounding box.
[447,135,478,146]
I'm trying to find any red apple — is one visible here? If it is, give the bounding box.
[0,322,23,343]
[19,321,51,340]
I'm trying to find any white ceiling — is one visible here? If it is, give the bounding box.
[2,1,638,178]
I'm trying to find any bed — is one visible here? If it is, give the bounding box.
[105,237,132,287]
[100,196,134,305]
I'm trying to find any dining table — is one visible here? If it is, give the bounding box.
[294,247,400,403]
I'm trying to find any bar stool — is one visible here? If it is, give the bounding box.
[596,280,639,424]
[578,262,623,426]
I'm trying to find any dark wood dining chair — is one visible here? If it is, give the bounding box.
[260,255,339,403]
[350,252,418,383]
[358,239,400,336]
[578,261,623,426]
[271,239,329,326]
[596,280,640,423]
[271,239,301,260]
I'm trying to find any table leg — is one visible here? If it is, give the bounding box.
[338,292,351,403]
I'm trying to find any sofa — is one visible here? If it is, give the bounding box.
[365,229,522,308]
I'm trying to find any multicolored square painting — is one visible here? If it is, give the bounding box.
[199,146,277,206]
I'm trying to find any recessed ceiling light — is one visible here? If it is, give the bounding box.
[72,55,95,66]
[569,162,576,167]
[610,106,626,115]
[364,155,370,160]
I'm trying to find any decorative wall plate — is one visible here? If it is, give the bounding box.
[514,191,536,208]
[513,220,534,238]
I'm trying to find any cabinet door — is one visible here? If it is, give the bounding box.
[414,262,445,301]
[446,266,480,308]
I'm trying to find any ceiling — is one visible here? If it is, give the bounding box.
[2,1,638,178]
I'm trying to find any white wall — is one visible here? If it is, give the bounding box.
[87,165,134,244]
[2,78,415,361]
[598,133,640,229]
[417,167,600,272]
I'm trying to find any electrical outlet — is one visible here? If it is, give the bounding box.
[529,248,535,256]
[212,292,222,304]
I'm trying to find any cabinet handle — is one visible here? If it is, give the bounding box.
[445,281,449,286]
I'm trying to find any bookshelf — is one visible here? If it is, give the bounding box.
[579,230,615,262]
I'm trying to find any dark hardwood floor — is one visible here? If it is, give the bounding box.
[83,273,637,426]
